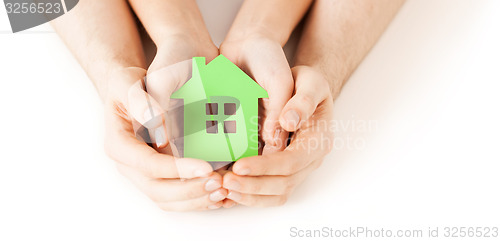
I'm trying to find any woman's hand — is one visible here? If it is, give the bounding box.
[222,66,334,207]
[144,34,219,156]
[220,35,294,154]
[103,66,228,211]
[52,0,226,211]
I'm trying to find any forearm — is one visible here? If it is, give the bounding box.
[128,0,213,47]
[294,0,405,98]
[51,0,145,99]
[225,0,313,45]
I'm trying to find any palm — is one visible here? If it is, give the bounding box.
[144,40,219,152]
[221,37,294,153]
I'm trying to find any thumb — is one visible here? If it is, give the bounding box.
[279,66,329,132]
[247,55,294,150]
[125,72,168,149]
[107,67,168,149]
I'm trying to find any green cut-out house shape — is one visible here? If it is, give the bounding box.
[170,55,268,162]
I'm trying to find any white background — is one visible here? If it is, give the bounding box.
[1,0,499,240]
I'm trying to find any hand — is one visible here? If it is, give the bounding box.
[145,34,219,151]
[103,65,227,212]
[222,66,334,207]
[220,35,294,154]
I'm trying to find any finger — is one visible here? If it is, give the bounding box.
[208,201,225,210]
[127,78,165,128]
[242,41,293,147]
[145,60,193,150]
[223,159,322,195]
[105,108,213,179]
[226,191,288,207]
[157,189,228,212]
[105,67,168,149]
[222,199,237,209]
[116,163,223,202]
[260,72,292,150]
[262,132,287,155]
[127,77,168,149]
[279,66,330,132]
[146,59,193,112]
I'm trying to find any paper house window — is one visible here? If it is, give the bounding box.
[224,103,236,115]
[205,102,237,134]
[206,120,218,134]
[206,103,218,115]
[224,121,236,133]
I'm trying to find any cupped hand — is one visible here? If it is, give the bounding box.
[222,66,335,207]
[144,35,219,151]
[103,50,227,211]
[220,35,294,155]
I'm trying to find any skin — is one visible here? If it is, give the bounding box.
[222,0,406,207]
[52,0,405,210]
[52,0,223,212]
[221,0,313,154]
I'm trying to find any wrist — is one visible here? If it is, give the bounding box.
[147,6,214,50]
[150,34,218,74]
[157,33,216,53]
[153,28,213,48]
[221,31,282,57]
[129,0,213,49]
[225,0,313,46]
[225,25,287,47]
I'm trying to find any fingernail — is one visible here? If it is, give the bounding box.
[205,179,221,192]
[284,110,300,129]
[236,168,251,176]
[225,202,237,208]
[209,190,226,202]
[224,180,240,190]
[154,126,166,147]
[227,191,242,202]
[208,204,221,210]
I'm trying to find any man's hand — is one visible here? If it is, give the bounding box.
[103,67,227,211]
[218,0,312,157]
[53,0,226,211]
[222,66,334,207]
[220,0,406,207]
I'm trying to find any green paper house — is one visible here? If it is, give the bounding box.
[171,55,268,162]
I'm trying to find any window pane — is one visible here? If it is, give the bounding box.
[224,121,236,133]
[224,103,236,115]
[206,121,218,134]
[206,103,218,115]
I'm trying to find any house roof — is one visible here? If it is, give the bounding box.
[170,55,268,101]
